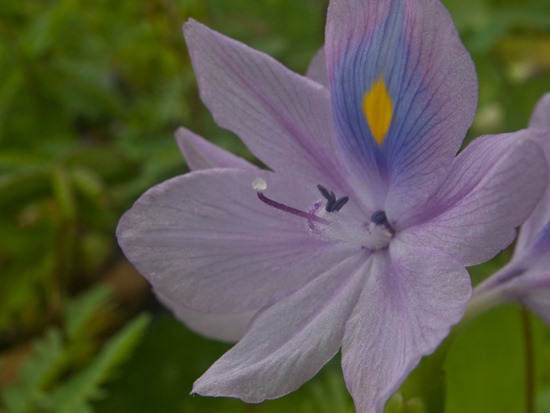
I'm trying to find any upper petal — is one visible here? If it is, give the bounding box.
[326,0,477,214]
[479,221,550,324]
[401,131,547,266]
[516,93,550,250]
[306,48,329,87]
[341,239,470,413]
[475,265,550,328]
[193,252,367,402]
[183,20,350,195]
[517,171,550,252]
[117,168,355,314]
[175,127,256,171]
[529,93,550,131]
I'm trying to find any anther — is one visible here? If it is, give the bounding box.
[317,184,331,200]
[332,196,349,212]
[253,178,327,224]
[317,184,349,213]
[370,210,395,234]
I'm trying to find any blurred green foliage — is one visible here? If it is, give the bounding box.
[1,286,150,413]
[0,0,549,412]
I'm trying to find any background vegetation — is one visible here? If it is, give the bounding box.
[1,0,549,412]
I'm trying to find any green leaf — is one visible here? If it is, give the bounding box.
[64,285,112,341]
[0,329,65,413]
[0,286,149,413]
[0,169,52,214]
[444,306,526,413]
[50,167,76,222]
[537,388,550,413]
[41,313,151,413]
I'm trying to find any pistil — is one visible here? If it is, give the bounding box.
[252,178,328,224]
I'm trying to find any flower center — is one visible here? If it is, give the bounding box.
[370,210,395,235]
[363,210,394,250]
[251,178,394,250]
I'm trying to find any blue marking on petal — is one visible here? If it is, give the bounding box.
[330,1,460,190]
[332,2,406,174]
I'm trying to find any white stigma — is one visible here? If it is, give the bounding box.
[252,177,267,192]
[364,221,393,250]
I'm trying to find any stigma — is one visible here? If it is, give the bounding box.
[362,210,394,250]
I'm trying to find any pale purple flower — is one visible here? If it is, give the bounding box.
[116,0,548,411]
[470,94,550,325]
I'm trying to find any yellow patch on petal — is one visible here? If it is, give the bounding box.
[363,77,393,145]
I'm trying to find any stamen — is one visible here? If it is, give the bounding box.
[370,210,395,234]
[332,196,349,212]
[316,184,350,213]
[327,191,337,211]
[252,178,327,224]
[317,184,331,200]
[371,210,387,225]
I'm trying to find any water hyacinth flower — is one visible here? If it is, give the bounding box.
[117,0,548,412]
[469,94,550,325]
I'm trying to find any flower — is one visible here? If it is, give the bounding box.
[469,94,550,325]
[116,0,548,412]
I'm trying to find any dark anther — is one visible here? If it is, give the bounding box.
[371,210,395,234]
[371,210,388,225]
[317,184,331,200]
[317,184,349,213]
[332,196,349,212]
[327,191,336,210]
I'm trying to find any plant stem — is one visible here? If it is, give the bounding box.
[521,306,535,413]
